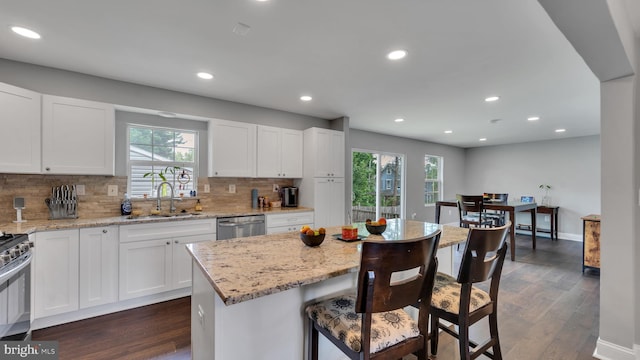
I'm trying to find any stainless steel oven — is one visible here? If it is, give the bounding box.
[0,233,32,341]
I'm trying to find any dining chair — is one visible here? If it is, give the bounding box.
[430,222,510,360]
[457,194,493,228]
[483,193,509,227]
[305,230,441,360]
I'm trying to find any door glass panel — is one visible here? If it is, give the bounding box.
[352,151,403,222]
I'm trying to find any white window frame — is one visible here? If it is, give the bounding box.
[424,154,443,206]
[126,124,199,199]
[351,148,406,220]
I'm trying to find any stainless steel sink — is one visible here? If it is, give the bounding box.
[127,212,202,220]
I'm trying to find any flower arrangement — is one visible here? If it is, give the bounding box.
[539,184,552,206]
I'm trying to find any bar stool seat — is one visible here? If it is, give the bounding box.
[431,273,492,314]
[305,294,420,354]
[305,230,441,360]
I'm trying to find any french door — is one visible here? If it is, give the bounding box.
[351,150,404,222]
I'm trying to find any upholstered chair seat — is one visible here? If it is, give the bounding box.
[305,294,420,354]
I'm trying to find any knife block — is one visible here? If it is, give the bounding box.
[46,184,78,220]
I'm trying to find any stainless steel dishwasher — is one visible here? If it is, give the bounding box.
[216,214,266,240]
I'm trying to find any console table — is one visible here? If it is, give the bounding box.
[516,205,559,240]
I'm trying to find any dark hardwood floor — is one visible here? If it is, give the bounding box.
[32,297,192,360]
[33,234,599,360]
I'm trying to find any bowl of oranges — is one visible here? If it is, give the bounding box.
[365,218,387,235]
[299,225,326,247]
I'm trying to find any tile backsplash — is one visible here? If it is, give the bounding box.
[0,174,293,224]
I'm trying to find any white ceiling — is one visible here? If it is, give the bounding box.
[0,0,635,148]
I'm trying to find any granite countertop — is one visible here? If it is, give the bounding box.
[187,220,469,306]
[0,205,314,234]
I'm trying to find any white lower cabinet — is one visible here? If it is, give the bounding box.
[119,219,216,301]
[173,234,214,288]
[79,226,118,309]
[34,229,80,319]
[35,227,118,319]
[266,211,314,234]
[119,239,173,300]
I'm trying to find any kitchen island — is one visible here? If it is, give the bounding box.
[187,219,468,360]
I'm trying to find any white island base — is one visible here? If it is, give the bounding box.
[191,245,453,360]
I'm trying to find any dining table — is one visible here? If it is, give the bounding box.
[435,199,537,261]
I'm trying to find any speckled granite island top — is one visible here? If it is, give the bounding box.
[187,219,469,306]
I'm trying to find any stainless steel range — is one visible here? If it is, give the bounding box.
[0,232,32,340]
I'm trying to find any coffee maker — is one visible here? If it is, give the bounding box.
[280,187,299,207]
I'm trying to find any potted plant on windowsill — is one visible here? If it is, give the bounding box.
[144,166,182,196]
[539,184,552,206]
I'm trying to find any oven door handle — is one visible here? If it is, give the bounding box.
[0,253,32,283]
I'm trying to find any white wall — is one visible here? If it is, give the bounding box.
[0,58,329,131]
[348,129,466,224]
[465,136,600,238]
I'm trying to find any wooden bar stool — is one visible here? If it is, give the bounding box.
[305,230,441,359]
[430,222,510,360]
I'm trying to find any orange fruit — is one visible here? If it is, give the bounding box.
[300,225,311,233]
[378,218,387,225]
[305,229,315,236]
[318,227,326,234]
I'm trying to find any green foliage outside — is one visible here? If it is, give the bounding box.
[129,127,194,162]
[352,152,376,206]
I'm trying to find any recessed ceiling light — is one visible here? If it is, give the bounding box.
[300,95,312,101]
[479,138,487,142]
[11,26,41,39]
[484,96,500,102]
[555,128,566,133]
[387,50,407,60]
[256,0,269,2]
[394,118,404,123]
[527,116,540,121]
[444,130,453,134]
[197,72,214,80]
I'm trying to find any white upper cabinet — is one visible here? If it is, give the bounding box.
[0,82,41,173]
[209,119,256,177]
[303,127,344,178]
[42,95,115,175]
[257,125,303,178]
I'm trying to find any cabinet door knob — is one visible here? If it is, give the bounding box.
[45,167,51,171]
[102,229,108,233]
[175,240,179,244]
[166,241,171,245]
[282,173,285,176]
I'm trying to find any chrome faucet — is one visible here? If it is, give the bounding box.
[156,181,176,213]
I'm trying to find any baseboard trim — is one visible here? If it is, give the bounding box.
[592,337,637,360]
[514,229,582,241]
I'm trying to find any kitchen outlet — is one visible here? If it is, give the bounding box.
[544,215,550,222]
[228,184,236,193]
[107,185,118,196]
[203,184,210,193]
[273,184,279,192]
[76,184,86,196]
